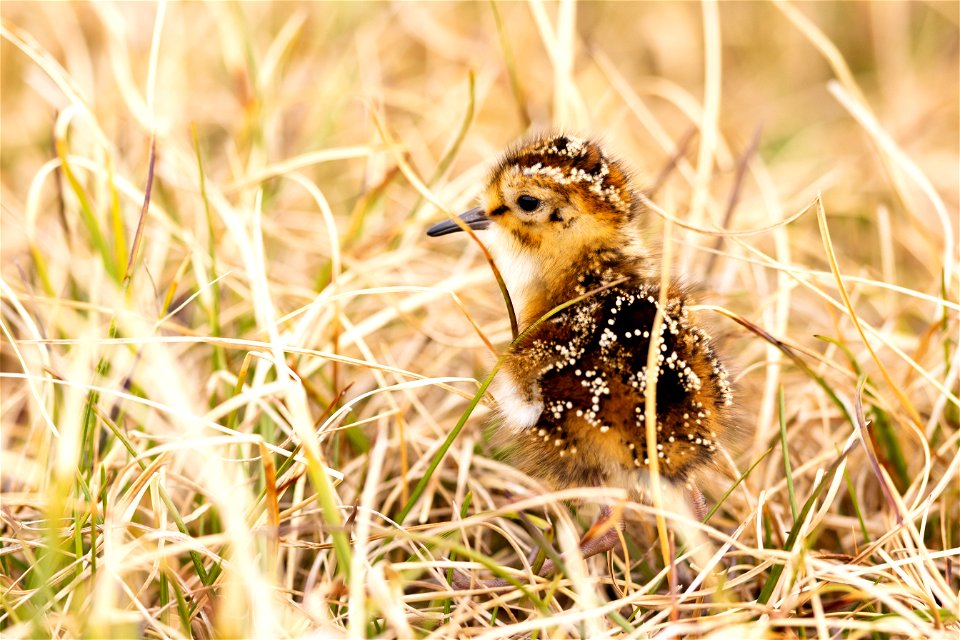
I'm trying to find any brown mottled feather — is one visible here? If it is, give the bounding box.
[494,265,732,493]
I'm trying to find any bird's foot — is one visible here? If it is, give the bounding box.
[450,504,623,591]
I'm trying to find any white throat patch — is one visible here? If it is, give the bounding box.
[483,225,538,312]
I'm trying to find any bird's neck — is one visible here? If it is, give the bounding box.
[525,249,635,323]
[487,229,646,328]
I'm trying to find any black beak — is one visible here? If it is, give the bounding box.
[426,207,490,237]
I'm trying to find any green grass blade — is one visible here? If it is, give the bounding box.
[778,386,799,522]
[757,436,859,604]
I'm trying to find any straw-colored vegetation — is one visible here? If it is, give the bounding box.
[2,1,958,638]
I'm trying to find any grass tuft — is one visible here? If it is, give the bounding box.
[2,2,957,637]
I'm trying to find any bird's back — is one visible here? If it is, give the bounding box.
[496,274,733,493]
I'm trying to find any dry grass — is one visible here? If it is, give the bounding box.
[2,1,958,638]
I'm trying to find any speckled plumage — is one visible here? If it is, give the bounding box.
[429,132,734,522]
[494,255,733,495]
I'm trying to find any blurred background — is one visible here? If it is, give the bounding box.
[2,2,957,637]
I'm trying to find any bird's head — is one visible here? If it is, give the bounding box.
[429,133,642,262]
[428,134,648,314]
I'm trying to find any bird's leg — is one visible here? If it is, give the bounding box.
[687,484,707,521]
[577,504,623,561]
[451,505,623,591]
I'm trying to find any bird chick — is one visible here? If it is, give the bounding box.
[428,133,734,586]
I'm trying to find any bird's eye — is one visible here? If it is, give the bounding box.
[517,195,540,212]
